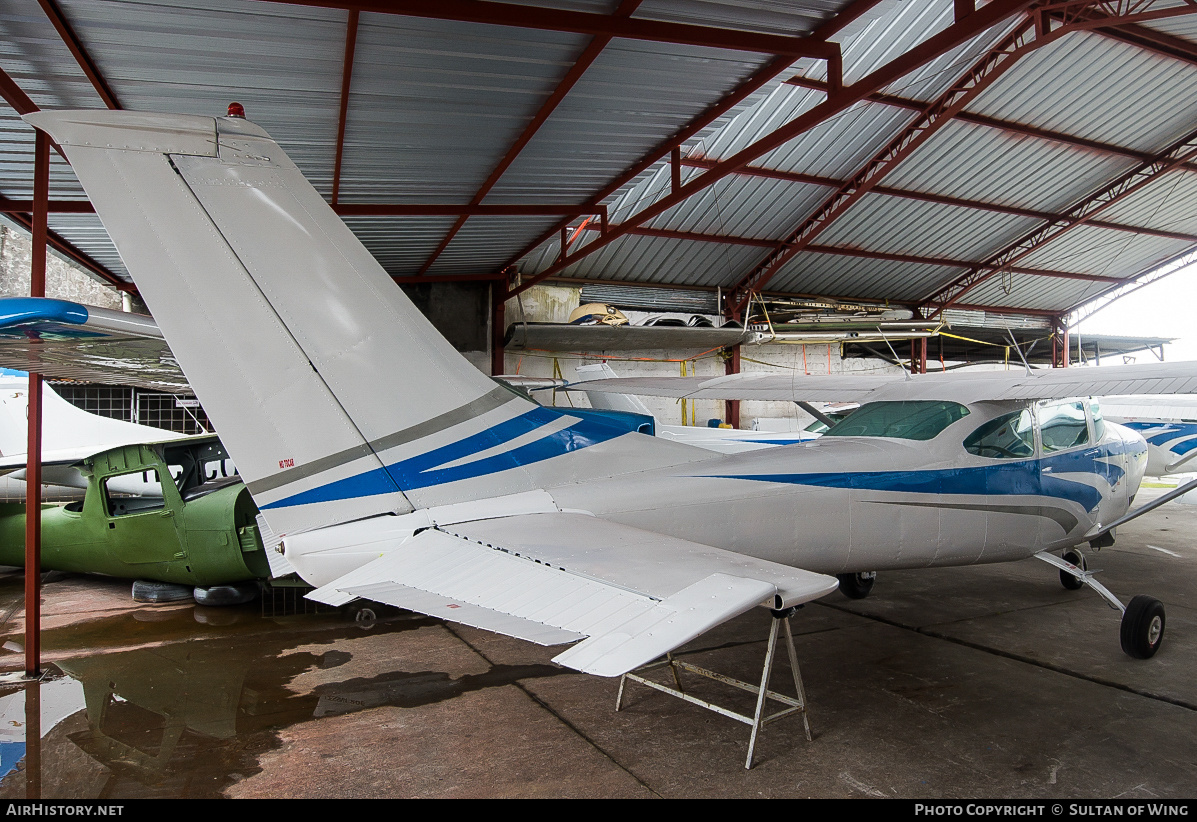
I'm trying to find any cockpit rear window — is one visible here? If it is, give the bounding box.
[822,401,969,441]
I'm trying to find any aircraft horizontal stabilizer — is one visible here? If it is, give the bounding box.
[255,514,296,579]
[307,512,838,677]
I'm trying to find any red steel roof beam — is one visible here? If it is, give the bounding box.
[333,203,607,217]
[496,0,888,275]
[1088,20,1197,66]
[269,0,839,59]
[725,13,1047,314]
[507,0,1043,301]
[0,67,38,116]
[725,0,1197,315]
[0,197,94,214]
[922,123,1197,316]
[677,156,1197,244]
[782,76,1197,170]
[36,0,121,110]
[0,198,618,219]
[581,222,1125,281]
[331,10,359,206]
[417,0,643,275]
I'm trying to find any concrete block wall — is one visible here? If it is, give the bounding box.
[0,224,126,308]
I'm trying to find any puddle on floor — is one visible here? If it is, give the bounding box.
[0,601,564,798]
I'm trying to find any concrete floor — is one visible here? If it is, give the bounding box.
[0,487,1193,798]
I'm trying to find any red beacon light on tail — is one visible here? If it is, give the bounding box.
[226,102,246,118]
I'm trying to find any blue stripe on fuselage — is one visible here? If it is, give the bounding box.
[261,406,629,509]
[1121,421,1197,450]
[703,440,1136,513]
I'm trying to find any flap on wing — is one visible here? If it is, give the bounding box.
[308,513,838,677]
[553,573,776,677]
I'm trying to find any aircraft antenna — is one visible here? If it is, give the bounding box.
[878,329,910,380]
[1006,328,1032,376]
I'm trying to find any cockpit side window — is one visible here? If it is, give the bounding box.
[964,410,1035,459]
[1039,400,1091,452]
[102,470,166,517]
[822,401,969,441]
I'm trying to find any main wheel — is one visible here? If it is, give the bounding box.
[837,572,876,600]
[1120,595,1165,659]
[1060,549,1085,590]
[345,601,378,626]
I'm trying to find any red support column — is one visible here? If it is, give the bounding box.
[911,338,927,374]
[1054,319,1070,368]
[491,281,506,376]
[724,345,740,428]
[25,130,48,678]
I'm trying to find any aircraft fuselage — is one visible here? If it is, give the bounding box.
[548,400,1148,575]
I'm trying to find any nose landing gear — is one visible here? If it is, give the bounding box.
[1036,550,1166,660]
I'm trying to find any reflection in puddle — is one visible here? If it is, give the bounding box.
[0,678,85,781]
[0,610,563,798]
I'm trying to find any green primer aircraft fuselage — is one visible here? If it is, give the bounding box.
[0,437,269,586]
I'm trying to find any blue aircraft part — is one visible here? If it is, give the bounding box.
[1121,421,1197,448]
[0,297,101,340]
[704,441,1140,513]
[262,405,634,509]
[560,407,655,436]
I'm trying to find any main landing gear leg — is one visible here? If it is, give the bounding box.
[837,571,876,599]
[1035,551,1165,659]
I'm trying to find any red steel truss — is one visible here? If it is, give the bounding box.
[922,124,1197,316]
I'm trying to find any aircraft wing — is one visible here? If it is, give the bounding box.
[0,297,188,393]
[308,511,838,677]
[569,361,1197,405]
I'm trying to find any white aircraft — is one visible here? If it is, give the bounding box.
[0,369,190,495]
[567,362,847,454]
[1098,396,1197,476]
[27,107,1197,679]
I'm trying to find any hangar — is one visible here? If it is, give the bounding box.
[1,0,1197,799]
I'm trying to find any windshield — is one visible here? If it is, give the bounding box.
[823,401,969,441]
[803,412,850,434]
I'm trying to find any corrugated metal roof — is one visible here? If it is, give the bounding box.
[769,250,957,302]
[967,30,1197,155]
[0,0,1194,324]
[882,118,1139,214]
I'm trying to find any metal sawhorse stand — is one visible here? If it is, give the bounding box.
[615,606,811,769]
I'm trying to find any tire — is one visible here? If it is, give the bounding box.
[1060,549,1085,591]
[132,580,194,604]
[193,582,259,607]
[837,572,876,600]
[1120,595,1165,659]
[345,601,379,625]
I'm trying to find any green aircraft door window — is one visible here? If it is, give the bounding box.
[103,468,187,567]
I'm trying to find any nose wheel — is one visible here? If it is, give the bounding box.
[1120,595,1165,659]
[1036,552,1166,660]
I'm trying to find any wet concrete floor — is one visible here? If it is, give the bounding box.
[0,487,1193,798]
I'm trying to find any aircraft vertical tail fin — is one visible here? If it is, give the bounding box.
[25,110,703,535]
